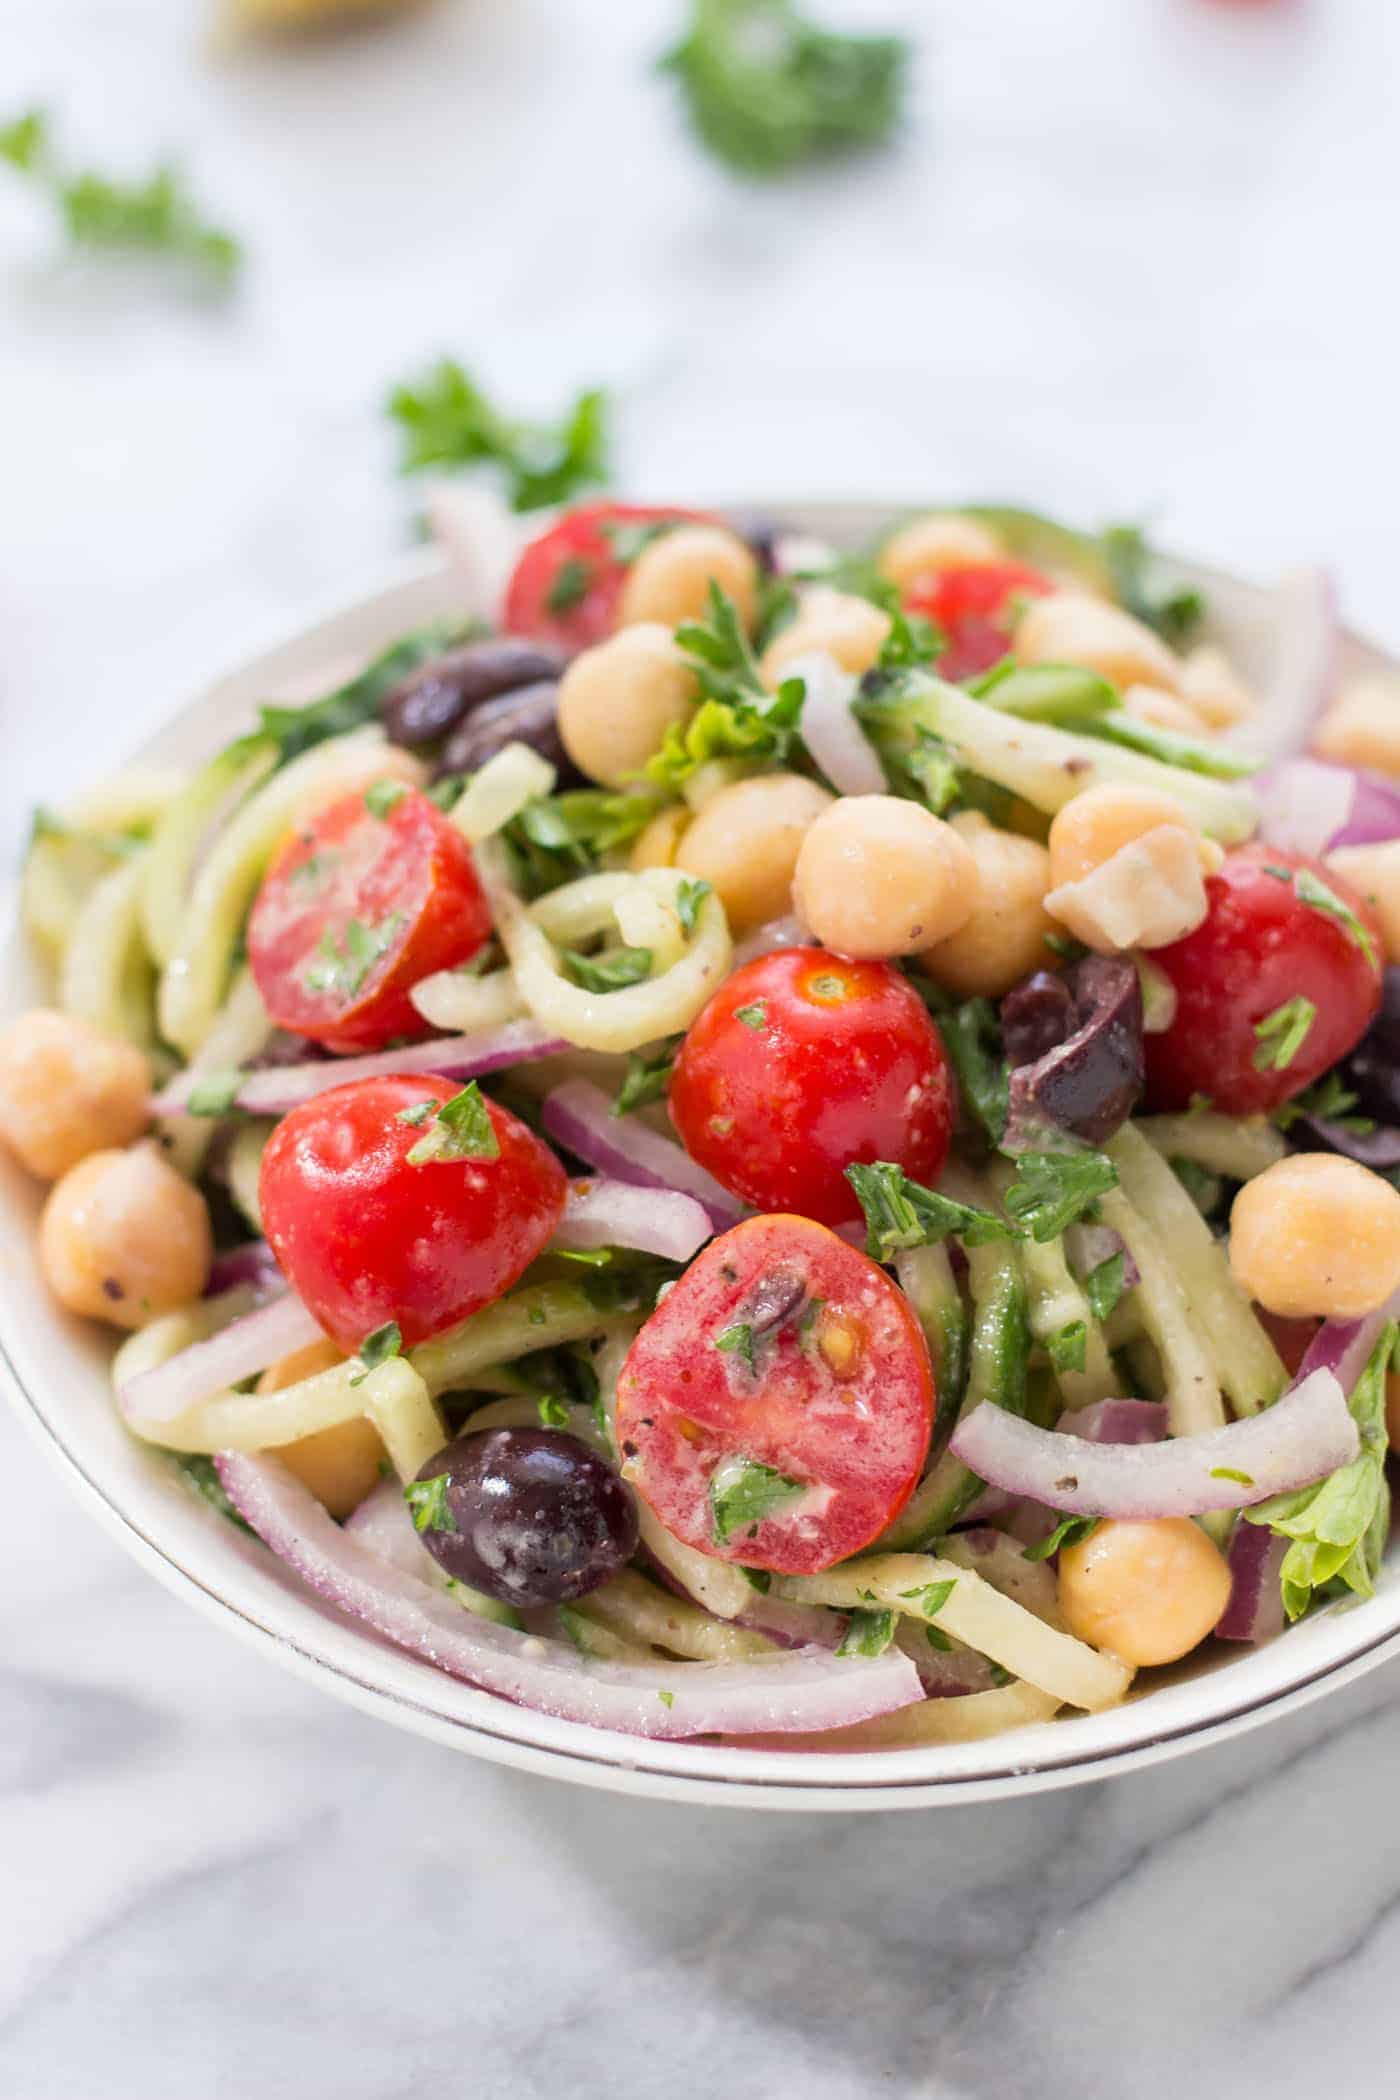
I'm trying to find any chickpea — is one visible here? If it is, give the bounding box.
[1048,784,1218,890]
[1058,1518,1232,1667]
[629,804,690,873]
[1328,841,1400,965]
[1314,677,1400,781]
[877,512,1004,591]
[919,813,1055,999]
[1229,1153,1400,1320]
[760,588,891,688]
[1180,645,1254,730]
[39,1145,212,1329]
[0,1010,151,1181]
[555,625,698,790]
[674,772,834,934]
[1014,591,1182,693]
[793,796,980,960]
[1121,684,1209,735]
[618,525,759,633]
[257,1338,386,1517]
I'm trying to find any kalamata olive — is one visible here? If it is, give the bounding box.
[1339,966,1400,1125]
[1001,953,1143,1146]
[434,679,581,785]
[1000,970,1075,1069]
[382,638,567,748]
[410,1426,638,1607]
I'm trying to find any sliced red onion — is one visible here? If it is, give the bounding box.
[958,1483,1017,1524]
[1331,767,1400,848]
[119,1290,325,1427]
[1215,1520,1288,1644]
[1066,1222,1140,1294]
[734,1590,845,1651]
[1256,565,1336,761]
[205,1239,282,1299]
[541,1080,741,1230]
[556,1178,714,1263]
[732,916,811,968]
[152,1019,569,1119]
[785,648,886,795]
[215,1453,922,1738]
[1057,1399,1168,1445]
[344,1477,442,1586]
[1255,757,1359,857]
[1295,1117,1400,1171]
[949,1367,1357,1518]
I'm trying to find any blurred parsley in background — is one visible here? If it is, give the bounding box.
[387,359,610,512]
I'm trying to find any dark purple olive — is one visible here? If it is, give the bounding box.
[434,680,581,785]
[381,638,567,748]
[1000,971,1076,1070]
[1338,966,1400,1125]
[1001,954,1143,1146]
[410,1427,637,1607]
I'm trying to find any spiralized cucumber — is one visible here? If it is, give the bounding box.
[225,1118,276,1233]
[555,1607,654,1662]
[801,1679,1062,1749]
[410,967,527,1033]
[571,1570,774,1664]
[1096,1181,1224,1436]
[1108,1123,1285,1416]
[140,736,278,966]
[1136,1112,1286,1183]
[987,1163,1117,1410]
[59,856,157,1047]
[776,1553,1132,1711]
[893,1244,967,1416]
[158,968,272,1179]
[359,1358,446,1480]
[448,742,556,843]
[158,726,411,1057]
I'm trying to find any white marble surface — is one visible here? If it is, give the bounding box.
[4,1,1400,2093]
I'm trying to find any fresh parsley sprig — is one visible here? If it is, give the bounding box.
[646,585,805,790]
[845,1161,1014,1261]
[387,358,609,513]
[1001,1150,1119,1242]
[1,107,241,290]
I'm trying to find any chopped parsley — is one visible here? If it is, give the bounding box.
[1084,1251,1127,1324]
[602,518,672,565]
[303,914,402,1002]
[876,607,939,673]
[836,1607,897,1658]
[646,583,803,791]
[1022,1514,1099,1563]
[613,1038,681,1116]
[545,556,593,616]
[1274,1071,1374,1136]
[404,1472,455,1534]
[1169,1155,1223,1218]
[1209,1466,1255,1487]
[1048,1320,1087,1376]
[350,1320,403,1389]
[675,876,713,936]
[911,984,1009,1145]
[1002,1150,1118,1243]
[898,1577,957,1619]
[258,622,478,766]
[710,1457,804,1544]
[185,1067,243,1118]
[0,106,241,290]
[387,358,609,512]
[364,778,409,820]
[1252,996,1316,1074]
[845,1160,1013,1262]
[734,1000,769,1032]
[1293,866,1380,971]
[714,1322,757,1373]
[562,946,654,993]
[537,1393,572,1430]
[657,1689,676,1710]
[395,1098,438,1129]
[405,1081,500,1166]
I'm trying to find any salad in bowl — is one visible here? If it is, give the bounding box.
[6,497,1400,1763]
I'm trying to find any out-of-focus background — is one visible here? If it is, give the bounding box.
[4,5,1400,2097]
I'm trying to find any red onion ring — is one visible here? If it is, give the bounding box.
[555,1178,714,1263]
[542,1080,741,1230]
[119,1289,325,1427]
[1215,1520,1288,1644]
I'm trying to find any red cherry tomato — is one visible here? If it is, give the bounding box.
[259,1074,566,1350]
[902,560,1055,682]
[1143,845,1383,1115]
[669,947,954,1227]
[616,1214,933,1574]
[247,786,491,1053]
[502,501,713,652]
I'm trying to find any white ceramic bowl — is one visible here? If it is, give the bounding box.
[5,503,1399,1810]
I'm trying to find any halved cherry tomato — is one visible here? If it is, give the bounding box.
[247,785,491,1053]
[902,559,1055,682]
[669,948,954,1227]
[259,1074,566,1350]
[502,501,712,652]
[616,1215,934,1574]
[1143,845,1383,1115]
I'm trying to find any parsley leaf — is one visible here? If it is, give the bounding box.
[364,778,409,820]
[185,1067,244,1118]
[613,1039,681,1116]
[1245,1324,1395,1620]
[1022,1514,1099,1563]
[1293,867,1380,971]
[387,359,609,512]
[661,0,908,179]
[710,1457,805,1543]
[1274,1071,1373,1136]
[898,1577,957,1619]
[258,623,476,766]
[404,1472,456,1535]
[1,106,241,290]
[1252,996,1316,1074]
[734,1000,768,1031]
[537,1393,572,1430]
[303,914,403,1001]
[351,1320,403,1389]
[1002,1150,1118,1243]
[562,946,654,993]
[1048,1320,1087,1375]
[1169,1155,1223,1217]
[175,1453,255,1536]
[646,583,803,791]
[714,1322,757,1373]
[545,556,593,616]
[1084,1251,1127,1324]
[876,607,939,673]
[911,984,1009,1145]
[502,788,659,897]
[405,1081,500,1166]
[1099,522,1205,646]
[675,876,713,935]
[836,1607,897,1658]
[845,1160,1013,1262]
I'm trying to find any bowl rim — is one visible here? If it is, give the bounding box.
[6,505,1399,1811]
